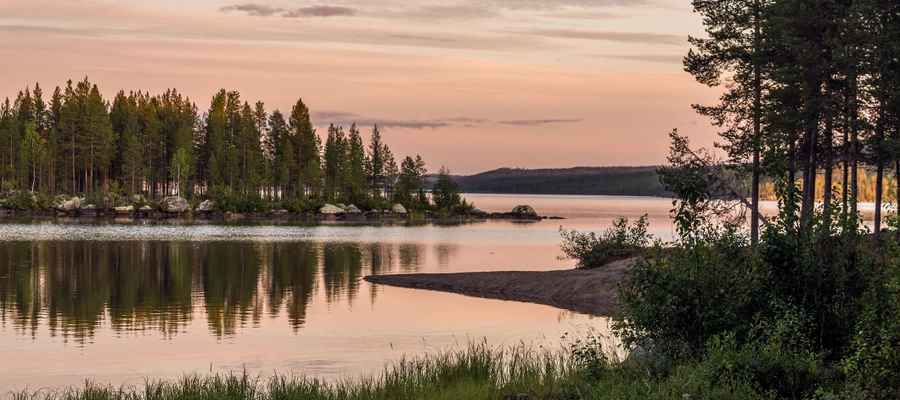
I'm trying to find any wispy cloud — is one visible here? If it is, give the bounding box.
[311,110,448,130]
[220,3,357,18]
[589,53,684,63]
[311,111,497,130]
[527,29,684,45]
[498,118,582,126]
[220,4,282,17]
[387,34,455,43]
[284,6,357,18]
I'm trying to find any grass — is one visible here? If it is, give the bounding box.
[2,338,595,400]
[1,334,778,400]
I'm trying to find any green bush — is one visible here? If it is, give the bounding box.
[615,225,759,358]
[280,198,306,213]
[557,214,651,269]
[1,189,38,210]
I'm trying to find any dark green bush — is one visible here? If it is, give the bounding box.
[1,189,38,210]
[558,214,651,269]
[280,198,306,213]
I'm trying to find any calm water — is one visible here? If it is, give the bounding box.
[0,193,834,389]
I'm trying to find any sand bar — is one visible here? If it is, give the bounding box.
[363,258,635,317]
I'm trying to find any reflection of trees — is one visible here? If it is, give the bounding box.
[0,238,436,342]
[398,243,425,272]
[0,241,196,343]
[434,243,459,269]
[201,242,261,337]
[322,242,363,305]
[362,243,395,275]
[264,242,318,331]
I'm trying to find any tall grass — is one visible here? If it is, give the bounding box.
[3,339,598,400]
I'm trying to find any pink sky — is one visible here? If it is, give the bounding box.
[0,0,722,175]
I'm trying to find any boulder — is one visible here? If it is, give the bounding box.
[345,204,360,212]
[81,204,98,210]
[197,199,214,213]
[55,197,83,212]
[319,204,344,214]
[510,205,537,217]
[336,203,347,210]
[132,194,145,204]
[159,196,189,213]
[391,203,407,214]
[114,205,134,215]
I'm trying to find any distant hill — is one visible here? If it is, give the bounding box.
[438,166,669,197]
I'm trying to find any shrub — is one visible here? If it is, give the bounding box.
[281,198,306,213]
[557,214,651,269]
[615,225,759,358]
[1,189,38,210]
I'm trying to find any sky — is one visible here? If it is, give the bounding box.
[0,0,722,175]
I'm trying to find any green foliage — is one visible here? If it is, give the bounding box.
[206,184,238,213]
[5,340,582,400]
[280,198,307,213]
[616,225,758,357]
[557,214,651,269]
[0,189,37,211]
[431,166,466,213]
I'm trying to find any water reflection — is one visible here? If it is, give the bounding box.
[0,240,432,341]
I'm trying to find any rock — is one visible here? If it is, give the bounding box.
[132,194,145,204]
[139,205,153,211]
[469,209,487,215]
[55,197,83,212]
[114,205,134,215]
[336,203,347,210]
[319,204,344,214]
[159,196,189,213]
[197,199,214,213]
[81,204,98,210]
[345,204,360,212]
[510,205,537,216]
[224,212,245,220]
[391,204,407,214]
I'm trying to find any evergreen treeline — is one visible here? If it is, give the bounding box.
[685,0,900,242]
[454,166,669,197]
[0,78,467,213]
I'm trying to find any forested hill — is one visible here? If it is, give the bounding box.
[448,166,669,197]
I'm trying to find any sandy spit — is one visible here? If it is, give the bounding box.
[363,258,636,317]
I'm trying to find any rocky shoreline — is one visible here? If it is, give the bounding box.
[0,195,563,223]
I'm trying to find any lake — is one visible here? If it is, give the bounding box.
[0,193,884,389]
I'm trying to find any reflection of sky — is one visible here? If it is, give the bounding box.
[1,194,646,389]
[18,193,874,388]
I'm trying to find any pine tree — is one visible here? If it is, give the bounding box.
[432,166,461,212]
[685,0,769,243]
[345,123,368,205]
[289,98,320,198]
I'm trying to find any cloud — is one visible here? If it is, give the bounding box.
[498,119,582,126]
[388,34,455,43]
[311,110,448,130]
[443,117,491,124]
[220,4,282,17]
[589,53,684,64]
[528,29,685,45]
[220,3,357,18]
[284,6,357,18]
[311,111,496,130]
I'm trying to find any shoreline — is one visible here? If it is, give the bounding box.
[364,258,635,317]
[0,208,560,223]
